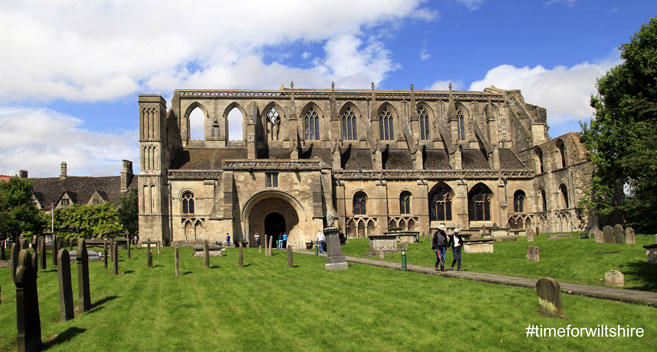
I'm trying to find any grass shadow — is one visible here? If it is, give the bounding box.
[242,264,252,267]
[152,264,162,268]
[624,261,657,292]
[122,270,134,274]
[181,271,193,276]
[92,295,119,309]
[210,265,221,269]
[43,327,86,349]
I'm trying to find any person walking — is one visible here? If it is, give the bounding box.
[254,233,260,248]
[226,232,231,247]
[316,230,326,254]
[282,232,288,249]
[448,227,464,271]
[431,224,448,271]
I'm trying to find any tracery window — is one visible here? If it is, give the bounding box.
[514,190,525,213]
[469,185,491,221]
[379,106,394,140]
[182,192,195,215]
[418,106,430,140]
[342,106,357,140]
[429,187,452,221]
[400,191,412,215]
[353,192,367,215]
[457,109,465,140]
[304,107,320,140]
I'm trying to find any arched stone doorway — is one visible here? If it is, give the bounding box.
[265,212,286,248]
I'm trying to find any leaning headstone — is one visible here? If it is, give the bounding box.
[39,237,46,270]
[287,244,293,268]
[602,225,614,244]
[14,249,42,351]
[157,240,161,254]
[10,243,19,282]
[103,240,108,270]
[605,270,624,287]
[614,224,624,244]
[594,229,604,243]
[527,246,540,262]
[112,242,118,275]
[238,242,244,267]
[203,240,210,269]
[624,227,635,245]
[76,239,91,312]
[526,228,535,242]
[536,277,565,318]
[57,249,74,321]
[174,246,179,276]
[324,226,348,270]
[52,236,58,266]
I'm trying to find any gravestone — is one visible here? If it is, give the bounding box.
[103,240,108,270]
[526,246,540,262]
[112,242,118,275]
[324,227,348,270]
[174,246,179,276]
[57,249,74,321]
[19,238,25,249]
[39,237,46,270]
[31,246,38,275]
[268,236,273,257]
[52,236,58,266]
[76,239,91,312]
[238,242,244,267]
[157,240,161,254]
[645,244,657,264]
[605,270,624,287]
[10,243,19,282]
[614,224,624,244]
[603,226,614,244]
[287,244,293,268]
[147,240,153,268]
[14,249,42,351]
[69,238,73,251]
[127,236,131,259]
[624,227,635,245]
[526,228,535,242]
[594,229,604,243]
[203,240,210,269]
[536,277,565,318]
[588,226,598,239]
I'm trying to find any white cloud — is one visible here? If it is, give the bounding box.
[469,53,620,124]
[301,52,312,59]
[456,0,484,11]
[545,0,577,7]
[420,47,430,61]
[0,0,437,102]
[426,80,464,90]
[0,107,138,177]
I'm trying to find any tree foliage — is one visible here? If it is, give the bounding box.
[581,17,657,231]
[118,189,138,236]
[0,177,45,240]
[54,203,123,239]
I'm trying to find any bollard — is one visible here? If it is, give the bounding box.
[314,241,319,256]
[401,247,407,271]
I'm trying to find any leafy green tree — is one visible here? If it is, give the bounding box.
[581,17,657,231]
[55,203,123,239]
[118,189,138,236]
[0,177,45,240]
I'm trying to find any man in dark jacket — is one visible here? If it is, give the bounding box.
[431,224,448,271]
[448,227,464,271]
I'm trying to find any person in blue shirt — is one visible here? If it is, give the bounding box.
[282,232,288,249]
[226,233,231,247]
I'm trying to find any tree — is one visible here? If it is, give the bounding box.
[0,177,45,240]
[55,203,123,239]
[581,17,657,231]
[118,189,138,236]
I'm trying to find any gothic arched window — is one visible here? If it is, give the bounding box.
[468,184,491,221]
[182,192,195,215]
[418,106,430,140]
[541,189,547,211]
[304,106,320,140]
[560,184,569,209]
[379,106,394,140]
[514,190,526,213]
[353,192,367,215]
[400,191,412,215]
[342,106,357,140]
[429,186,452,221]
[535,147,545,174]
[557,140,567,168]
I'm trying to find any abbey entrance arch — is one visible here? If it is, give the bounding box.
[243,190,305,248]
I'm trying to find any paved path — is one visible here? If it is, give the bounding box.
[296,251,657,307]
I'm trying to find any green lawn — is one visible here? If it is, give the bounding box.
[0,246,655,351]
[341,234,657,291]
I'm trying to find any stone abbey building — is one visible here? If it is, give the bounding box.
[138,84,591,247]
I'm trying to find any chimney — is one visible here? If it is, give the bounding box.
[60,161,67,179]
[18,170,28,178]
[121,160,134,192]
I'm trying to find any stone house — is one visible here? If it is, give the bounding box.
[138,84,592,247]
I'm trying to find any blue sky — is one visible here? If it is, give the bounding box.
[0,0,655,177]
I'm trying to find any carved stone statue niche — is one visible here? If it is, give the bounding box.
[267,108,281,141]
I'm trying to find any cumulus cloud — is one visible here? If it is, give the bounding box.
[0,107,138,177]
[426,80,465,91]
[0,0,437,102]
[469,54,620,124]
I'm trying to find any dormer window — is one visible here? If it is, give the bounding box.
[61,199,70,206]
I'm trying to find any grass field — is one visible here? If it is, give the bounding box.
[0,246,655,351]
[340,234,657,292]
